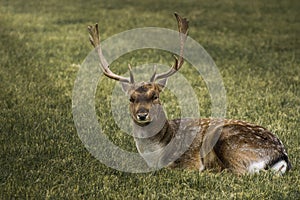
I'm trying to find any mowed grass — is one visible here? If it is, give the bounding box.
[0,0,299,199]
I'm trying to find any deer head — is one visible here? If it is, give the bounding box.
[88,13,189,127]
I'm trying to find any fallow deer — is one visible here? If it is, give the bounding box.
[87,13,291,174]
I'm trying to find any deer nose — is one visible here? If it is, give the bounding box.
[137,112,149,121]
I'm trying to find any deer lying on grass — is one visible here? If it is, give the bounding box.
[87,13,291,174]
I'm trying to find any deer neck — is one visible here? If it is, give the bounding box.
[133,119,174,150]
[133,117,176,168]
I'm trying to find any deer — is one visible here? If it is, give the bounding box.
[87,13,292,175]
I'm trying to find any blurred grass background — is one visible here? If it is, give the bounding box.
[0,0,299,199]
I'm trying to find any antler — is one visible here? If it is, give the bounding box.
[150,12,189,82]
[88,24,134,83]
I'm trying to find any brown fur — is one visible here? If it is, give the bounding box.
[88,14,291,174]
[129,83,291,174]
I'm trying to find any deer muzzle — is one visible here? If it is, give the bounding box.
[136,108,151,123]
[137,112,149,121]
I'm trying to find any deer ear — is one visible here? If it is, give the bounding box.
[157,78,168,90]
[120,82,132,94]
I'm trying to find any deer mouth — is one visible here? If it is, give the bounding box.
[136,112,152,124]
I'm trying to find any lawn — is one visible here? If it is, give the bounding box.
[0,0,299,199]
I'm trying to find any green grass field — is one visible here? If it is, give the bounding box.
[0,0,299,199]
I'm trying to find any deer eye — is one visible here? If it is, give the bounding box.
[153,94,159,100]
[129,97,135,103]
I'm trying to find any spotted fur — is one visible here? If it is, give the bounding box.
[130,83,292,174]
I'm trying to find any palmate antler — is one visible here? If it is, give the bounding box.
[88,24,134,83]
[150,13,189,83]
[88,12,189,84]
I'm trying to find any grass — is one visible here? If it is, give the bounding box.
[0,0,299,199]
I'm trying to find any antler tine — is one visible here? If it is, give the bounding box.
[88,24,133,83]
[128,64,134,83]
[150,13,189,82]
[149,65,158,82]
